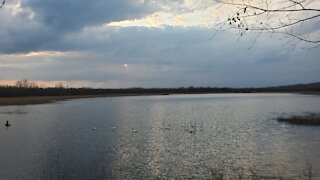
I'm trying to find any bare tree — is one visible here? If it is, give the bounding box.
[28,81,39,88]
[55,82,65,89]
[15,79,29,88]
[15,79,38,88]
[213,0,320,48]
[0,0,5,9]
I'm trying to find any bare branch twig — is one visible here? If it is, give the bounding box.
[213,0,320,47]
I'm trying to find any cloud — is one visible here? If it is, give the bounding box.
[0,0,157,53]
[0,0,319,88]
[1,26,319,88]
[22,0,156,31]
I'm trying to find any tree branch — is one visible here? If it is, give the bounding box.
[215,0,320,12]
[214,0,320,46]
[0,0,5,9]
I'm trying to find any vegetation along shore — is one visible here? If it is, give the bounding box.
[277,113,320,126]
[0,80,319,106]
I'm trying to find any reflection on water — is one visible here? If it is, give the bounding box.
[0,93,320,179]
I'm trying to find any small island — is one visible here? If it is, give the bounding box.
[276,113,320,126]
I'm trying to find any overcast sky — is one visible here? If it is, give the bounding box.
[0,0,319,88]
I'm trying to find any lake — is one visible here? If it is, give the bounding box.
[1,93,320,179]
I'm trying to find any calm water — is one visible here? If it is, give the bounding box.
[0,93,320,179]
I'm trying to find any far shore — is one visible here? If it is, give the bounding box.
[0,92,319,106]
[0,94,164,106]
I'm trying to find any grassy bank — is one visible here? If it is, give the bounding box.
[276,113,320,126]
[0,94,163,106]
[1,92,319,106]
[1,82,319,98]
[0,81,319,106]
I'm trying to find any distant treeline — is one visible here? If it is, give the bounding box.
[0,82,319,97]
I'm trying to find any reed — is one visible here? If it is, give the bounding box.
[276,113,320,126]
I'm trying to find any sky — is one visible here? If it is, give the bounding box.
[0,0,319,88]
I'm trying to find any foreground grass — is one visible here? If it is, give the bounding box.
[208,163,314,180]
[276,113,320,126]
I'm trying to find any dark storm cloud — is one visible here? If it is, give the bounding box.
[22,0,155,31]
[1,24,59,53]
[0,0,156,53]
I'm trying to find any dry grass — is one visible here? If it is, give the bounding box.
[0,94,161,106]
[208,163,314,180]
[276,113,320,126]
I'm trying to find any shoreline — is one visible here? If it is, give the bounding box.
[0,92,319,106]
[0,94,158,106]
